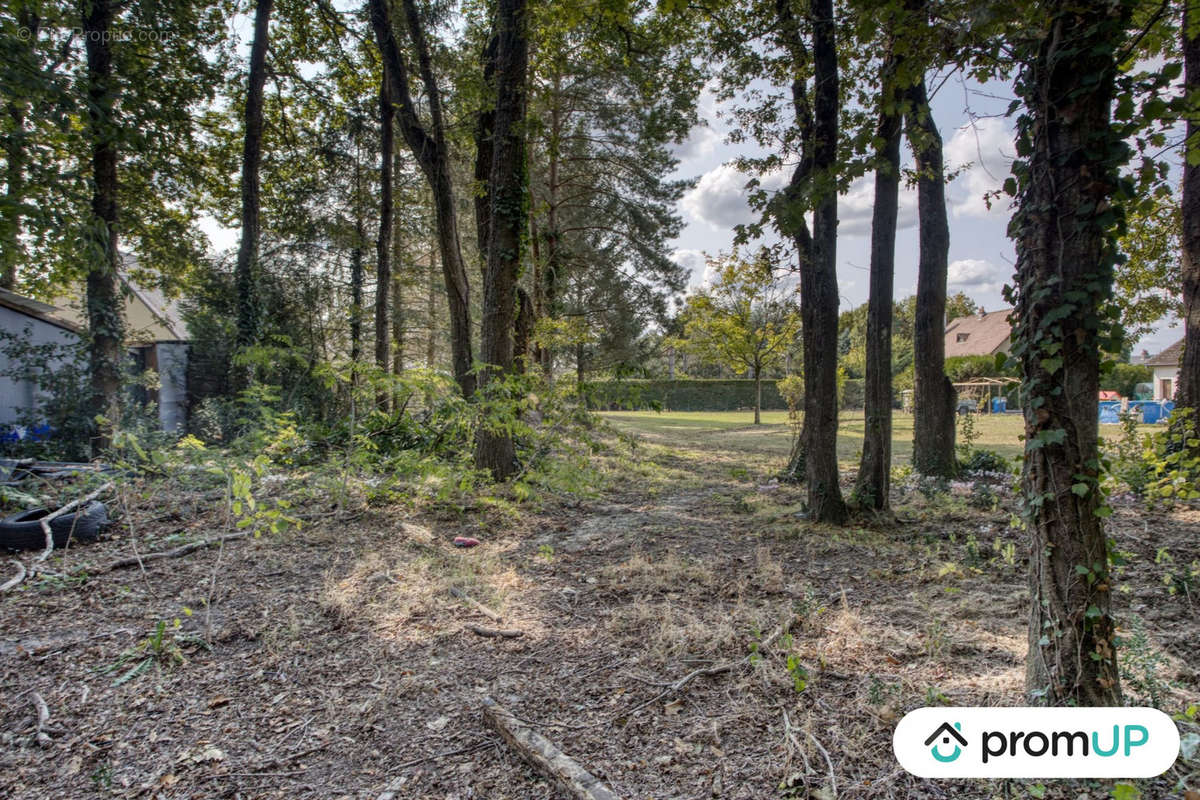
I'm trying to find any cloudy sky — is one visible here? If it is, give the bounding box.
[668,73,1181,357]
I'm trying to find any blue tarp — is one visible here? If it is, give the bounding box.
[1102,400,1175,424]
[1098,401,1121,424]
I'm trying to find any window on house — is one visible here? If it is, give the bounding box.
[1160,378,1173,399]
[956,333,969,343]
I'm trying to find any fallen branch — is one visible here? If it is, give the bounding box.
[1,559,26,593]
[35,482,114,564]
[91,531,251,575]
[466,624,523,639]
[449,586,503,622]
[31,692,51,747]
[621,614,797,718]
[482,697,620,800]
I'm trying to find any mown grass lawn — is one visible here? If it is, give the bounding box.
[601,409,1149,469]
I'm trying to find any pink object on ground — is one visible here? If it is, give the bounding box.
[453,536,480,548]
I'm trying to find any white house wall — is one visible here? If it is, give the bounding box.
[0,307,80,426]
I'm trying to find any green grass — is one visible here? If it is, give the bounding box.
[602,409,1143,469]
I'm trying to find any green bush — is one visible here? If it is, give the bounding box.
[959,449,1010,474]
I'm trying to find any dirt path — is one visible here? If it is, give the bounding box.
[1,431,1196,799]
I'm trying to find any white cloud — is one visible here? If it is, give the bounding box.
[671,248,711,287]
[948,258,1009,295]
[673,123,720,163]
[945,118,1016,218]
[838,173,918,237]
[681,163,782,230]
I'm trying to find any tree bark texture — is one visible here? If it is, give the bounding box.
[474,0,530,479]
[376,72,394,409]
[1181,3,1200,422]
[801,0,847,523]
[855,53,901,511]
[1014,0,1129,706]
[234,0,274,351]
[81,0,123,455]
[907,75,957,477]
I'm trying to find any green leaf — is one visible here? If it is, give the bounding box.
[1071,483,1089,497]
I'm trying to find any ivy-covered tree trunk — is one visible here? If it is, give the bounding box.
[369,0,475,399]
[1013,0,1129,706]
[234,0,273,353]
[801,0,847,524]
[1,8,39,291]
[375,72,394,410]
[474,0,529,479]
[855,53,901,511]
[81,0,123,455]
[907,75,957,477]
[1181,2,1200,421]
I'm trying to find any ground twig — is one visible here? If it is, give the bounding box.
[31,692,51,747]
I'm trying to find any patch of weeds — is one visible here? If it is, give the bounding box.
[925,686,951,705]
[1117,617,1172,709]
[99,616,204,686]
[91,761,113,791]
[537,543,555,562]
[1155,548,1198,602]
[34,571,89,592]
[923,618,948,658]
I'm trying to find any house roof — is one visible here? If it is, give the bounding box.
[52,254,190,343]
[1145,338,1183,368]
[0,288,85,334]
[944,308,1013,358]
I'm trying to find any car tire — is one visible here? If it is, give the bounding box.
[0,501,109,551]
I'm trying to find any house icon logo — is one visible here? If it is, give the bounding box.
[924,722,967,762]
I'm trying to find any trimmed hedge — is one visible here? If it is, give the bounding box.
[583,378,865,411]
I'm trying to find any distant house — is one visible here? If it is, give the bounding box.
[944,308,1013,358]
[0,289,84,429]
[1145,339,1183,401]
[0,267,191,434]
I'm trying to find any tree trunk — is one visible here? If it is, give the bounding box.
[855,54,901,512]
[1013,0,1128,706]
[801,0,847,524]
[474,31,498,274]
[1,9,39,291]
[235,0,274,355]
[350,221,364,370]
[474,0,530,480]
[1181,3,1200,423]
[754,367,762,425]
[426,242,437,370]
[81,0,123,456]
[368,0,475,398]
[513,287,534,374]
[774,0,814,483]
[376,72,394,410]
[907,73,957,477]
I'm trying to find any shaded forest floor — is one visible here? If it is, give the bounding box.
[1,419,1198,799]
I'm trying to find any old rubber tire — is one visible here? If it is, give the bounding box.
[0,501,109,551]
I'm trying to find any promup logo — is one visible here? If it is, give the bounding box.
[925,722,967,762]
[894,707,1180,778]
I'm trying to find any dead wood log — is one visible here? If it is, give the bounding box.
[466,624,523,639]
[482,697,620,800]
[449,586,503,622]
